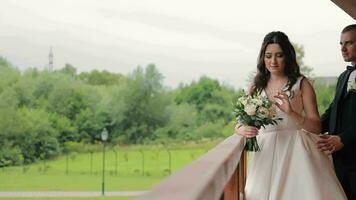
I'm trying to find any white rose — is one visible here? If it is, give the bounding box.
[255,99,263,106]
[239,97,248,106]
[244,104,256,116]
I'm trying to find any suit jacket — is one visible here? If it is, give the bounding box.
[321,68,356,168]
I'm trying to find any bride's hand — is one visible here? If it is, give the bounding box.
[234,124,259,138]
[273,91,293,114]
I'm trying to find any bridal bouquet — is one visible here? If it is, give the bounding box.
[234,91,282,151]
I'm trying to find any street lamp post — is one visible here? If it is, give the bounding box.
[101,128,109,196]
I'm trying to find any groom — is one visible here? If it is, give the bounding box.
[318,24,356,200]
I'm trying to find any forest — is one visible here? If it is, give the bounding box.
[0,46,335,167]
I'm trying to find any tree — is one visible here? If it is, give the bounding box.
[74,108,108,143]
[0,88,22,166]
[144,64,164,95]
[154,103,197,141]
[50,113,77,144]
[314,83,336,114]
[60,63,77,76]
[108,64,168,143]
[47,81,87,120]
[175,76,222,111]
[293,43,315,78]
[0,57,20,94]
[12,72,36,108]
[78,70,124,85]
[16,108,60,163]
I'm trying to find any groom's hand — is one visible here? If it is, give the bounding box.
[317,135,344,155]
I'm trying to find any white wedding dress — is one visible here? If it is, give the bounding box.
[245,77,347,200]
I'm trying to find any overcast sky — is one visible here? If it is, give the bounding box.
[0,0,354,89]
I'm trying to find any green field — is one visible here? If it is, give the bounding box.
[0,141,220,193]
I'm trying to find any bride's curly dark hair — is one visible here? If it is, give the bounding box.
[252,31,302,94]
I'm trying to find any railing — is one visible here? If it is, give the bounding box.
[138,135,247,200]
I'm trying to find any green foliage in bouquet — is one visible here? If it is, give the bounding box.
[234,91,282,151]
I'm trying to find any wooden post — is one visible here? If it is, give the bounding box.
[238,151,247,200]
[223,164,239,200]
[223,150,247,200]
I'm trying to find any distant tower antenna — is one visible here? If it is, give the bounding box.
[48,46,53,71]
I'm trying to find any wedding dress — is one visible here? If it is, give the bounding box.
[245,77,347,200]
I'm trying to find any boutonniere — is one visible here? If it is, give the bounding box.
[347,78,356,92]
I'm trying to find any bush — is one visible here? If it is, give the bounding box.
[0,143,23,167]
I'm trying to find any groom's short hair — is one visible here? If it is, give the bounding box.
[342,24,356,33]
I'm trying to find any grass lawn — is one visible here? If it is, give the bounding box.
[0,141,220,192]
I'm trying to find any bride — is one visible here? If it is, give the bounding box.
[235,31,347,200]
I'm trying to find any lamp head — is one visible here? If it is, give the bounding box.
[101,128,108,141]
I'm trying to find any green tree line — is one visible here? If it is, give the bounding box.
[0,46,336,167]
[0,58,239,167]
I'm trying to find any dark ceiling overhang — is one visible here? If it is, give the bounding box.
[331,0,356,20]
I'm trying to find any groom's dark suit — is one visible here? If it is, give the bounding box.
[321,65,356,199]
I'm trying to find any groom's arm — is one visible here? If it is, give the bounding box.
[338,94,356,146]
[318,94,356,154]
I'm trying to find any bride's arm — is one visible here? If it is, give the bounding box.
[274,78,321,134]
[234,123,259,138]
[292,78,321,134]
